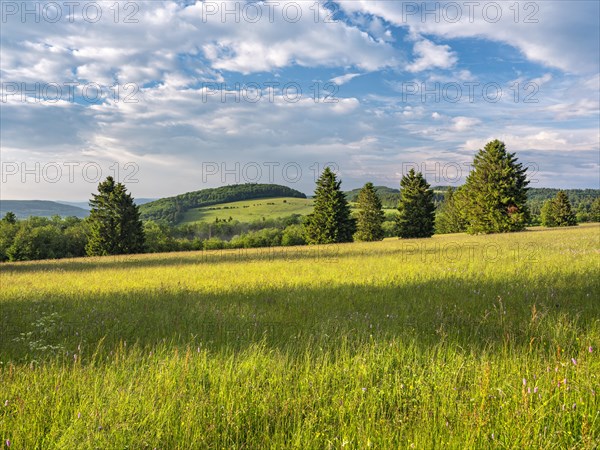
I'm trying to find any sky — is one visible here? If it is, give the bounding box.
[1,0,599,201]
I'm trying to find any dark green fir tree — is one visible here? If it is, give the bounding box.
[305,167,355,244]
[396,169,435,238]
[354,182,385,242]
[463,140,529,234]
[86,176,145,256]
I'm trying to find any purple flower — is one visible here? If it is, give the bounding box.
[77,412,81,419]
[571,358,577,366]
[534,387,538,394]
[523,378,527,386]
[6,440,10,447]
[589,346,593,353]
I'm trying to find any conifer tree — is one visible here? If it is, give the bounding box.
[86,177,145,255]
[305,167,355,244]
[435,187,467,234]
[354,182,385,241]
[396,169,435,238]
[463,140,529,234]
[2,212,17,224]
[541,190,577,227]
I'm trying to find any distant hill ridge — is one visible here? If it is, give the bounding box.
[0,200,88,219]
[139,183,307,224]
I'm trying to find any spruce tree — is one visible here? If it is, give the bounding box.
[305,167,355,244]
[541,190,577,227]
[435,187,467,234]
[2,212,17,224]
[86,176,145,256]
[354,182,385,241]
[396,169,435,238]
[463,140,529,234]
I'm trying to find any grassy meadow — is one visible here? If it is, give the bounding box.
[179,197,314,224]
[1,224,599,448]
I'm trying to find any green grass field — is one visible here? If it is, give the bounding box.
[1,225,599,448]
[179,197,314,224]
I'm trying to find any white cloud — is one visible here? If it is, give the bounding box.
[545,99,599,120]
[339,1,600,74]
[330,73,362,85]
[452,116,480,131]
[406,38,457,72]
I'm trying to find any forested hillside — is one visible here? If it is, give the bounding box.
[139,184,307,225]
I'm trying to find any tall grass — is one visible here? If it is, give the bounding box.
[1,225,599,448]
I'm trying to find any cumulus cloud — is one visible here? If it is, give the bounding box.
[339,0,600,74]
[1,1,599,198]
[407,38,457,72]
[451,116,481,131]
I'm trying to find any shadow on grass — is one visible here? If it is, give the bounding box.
[2,270,598,364]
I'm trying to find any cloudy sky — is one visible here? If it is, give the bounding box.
[1,0,599,200]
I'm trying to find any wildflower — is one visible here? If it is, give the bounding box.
[534,387,538,394]
[362,387,367,392]
[571,358,577,366]
[527,387,531,394]
[77,412,81,419]
[6,439,10,447]
[523,378,527,386]
[589,346,593,353]
[4,400,7,407]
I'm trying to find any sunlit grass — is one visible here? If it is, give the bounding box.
[179,197,314,224]
[1,225,599,448]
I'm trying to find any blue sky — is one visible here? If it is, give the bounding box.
[1,0,599,200]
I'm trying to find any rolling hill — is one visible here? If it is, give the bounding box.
[179,197,314,224]
[139,184,307,225]
[0,200,89,219]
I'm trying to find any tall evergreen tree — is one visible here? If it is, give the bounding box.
[463,140,529,234]
[86,176,145,256]
[541,190,577,227]
[305,167,355,244]
[2,212,17,224]
[396,169,435,238]
[354,182,385,241]
[435,187,467,234]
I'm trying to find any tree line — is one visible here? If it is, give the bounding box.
[305,139,597,243]
[1,140,599,261]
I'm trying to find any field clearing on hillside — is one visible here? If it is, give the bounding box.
[1,224,599,448]
[179,197,314,223]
